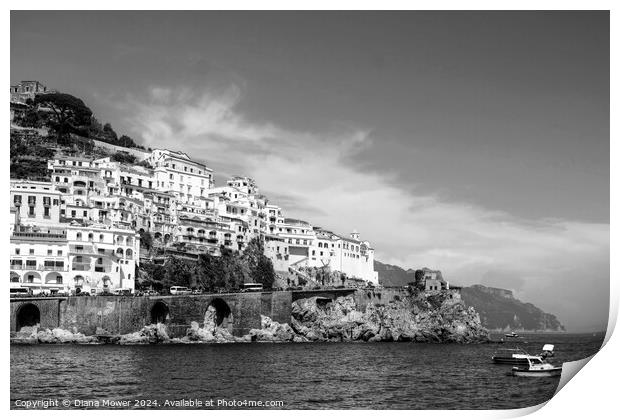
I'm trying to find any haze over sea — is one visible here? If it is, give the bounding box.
[11,333,603,409]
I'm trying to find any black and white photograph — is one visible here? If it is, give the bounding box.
[7,6,613,412]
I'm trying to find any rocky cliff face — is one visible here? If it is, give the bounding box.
[460,284,565,332]
[288,292,488,343]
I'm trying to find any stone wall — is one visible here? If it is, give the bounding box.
[10,292,294,338]
[353,289,405,310]
[10,298,61,331]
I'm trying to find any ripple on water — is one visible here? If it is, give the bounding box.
[11,333,603,410]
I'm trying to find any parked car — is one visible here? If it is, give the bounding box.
[113,288,133,296]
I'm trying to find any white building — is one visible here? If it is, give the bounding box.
[148,149,214,205]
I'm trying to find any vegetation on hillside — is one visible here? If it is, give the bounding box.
[138,238,276,292]
[13,91,147,151]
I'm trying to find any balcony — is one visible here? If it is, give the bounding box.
[40,264,67,271]
[69,245,96,255]
[12,231,67,242]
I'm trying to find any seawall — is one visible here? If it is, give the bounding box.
[11,292,293,338]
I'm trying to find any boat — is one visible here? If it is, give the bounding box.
[511,356,562,377]
[505,332,520,338]
[492,347,531,365]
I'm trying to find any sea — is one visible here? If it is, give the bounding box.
[10,332,605,410]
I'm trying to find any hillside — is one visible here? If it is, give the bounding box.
[373,260,415,287]
[459,285,565,332]
[374,260,565,332]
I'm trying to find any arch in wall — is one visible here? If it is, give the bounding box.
[16,303,41,331]
[23,271,41,283]
[150,301,170,324]
[204,298,233,333]
[45,272,63,284]
[10,271,20,283]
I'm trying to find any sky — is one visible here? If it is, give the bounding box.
[11,11,610,332]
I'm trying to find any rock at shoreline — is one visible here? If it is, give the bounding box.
[291,292,488,343]
[119,323,169,345]
[248,315,299,342]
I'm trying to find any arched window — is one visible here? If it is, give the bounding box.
[76,232,82,240]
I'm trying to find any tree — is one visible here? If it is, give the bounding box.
[111,151,137,164]
[103,123,118,142]
[141,231,153,251]
[163,256,195,288]
[34,93,93,143]
[242,238,275,289]
[195,253,225,292]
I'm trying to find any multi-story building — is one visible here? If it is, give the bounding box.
[10,80,52,104]
[148,149,214,205]
[10,180,62,226]
[9,222,140,295]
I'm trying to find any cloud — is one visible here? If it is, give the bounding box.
[123,84,609,332]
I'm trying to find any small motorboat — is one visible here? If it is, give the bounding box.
[505,332,520,338]
[511,356,562,377]
[492,347,530,365]
[540,344,555,359]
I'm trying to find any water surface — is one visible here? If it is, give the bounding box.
[11,332,604,409]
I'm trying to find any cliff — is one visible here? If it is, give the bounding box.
[287,291,488,343]
[374,260,565,332]
[459,285,565,332]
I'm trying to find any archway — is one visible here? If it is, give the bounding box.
[150,301,169,324]
[204,298,233,333]
[10,271,20,283]
[16,303,40,331]
[45,272,63,284]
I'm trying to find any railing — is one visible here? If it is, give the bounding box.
[40,265,67,271]
[71,264,91,271]
[12,231,67,240]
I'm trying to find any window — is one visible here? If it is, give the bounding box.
[76,232,82,240]
[13,195,22,205]
[57,250,62,256]
[99,234,104,241]
[29,249,34,255]
[28,206,35,216]
[83,211,87,217]
[47,249,52,256]
[15,248,20,255]
[43,196,51,206]
[44,207,50,217]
